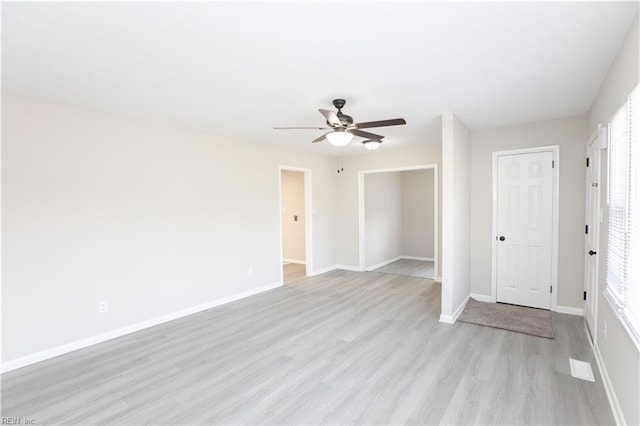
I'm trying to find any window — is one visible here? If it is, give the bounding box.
[606,83,640,347]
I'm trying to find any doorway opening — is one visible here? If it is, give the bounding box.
[279,166,312,285]
[358,165,439,280]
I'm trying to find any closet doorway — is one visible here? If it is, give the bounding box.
[358,165,439,280]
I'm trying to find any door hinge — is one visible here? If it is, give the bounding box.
[585,224,589,234]
[550,285,553,294]
[586,157,590,167]
[552,160,555,168]
[584,291,587,301]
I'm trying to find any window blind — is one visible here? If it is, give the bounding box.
[607,103,628,304]
[606,83,640,345]
[625,86,639,338]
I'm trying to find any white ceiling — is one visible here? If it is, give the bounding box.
[2,1,638,154]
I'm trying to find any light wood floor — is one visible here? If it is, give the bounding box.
[282,262,306,285]
[373,258,434,279]
[2,266,613,425]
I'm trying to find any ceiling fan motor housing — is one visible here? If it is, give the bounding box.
[337,113,353,126]
[330,99,353,126]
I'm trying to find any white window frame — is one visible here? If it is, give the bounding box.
[605,83,640,350]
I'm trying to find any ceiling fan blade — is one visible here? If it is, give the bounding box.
[350,129,384,140]
[274,126,330,130]
[319,109,343,127]
[354,118,406,129]
[311,132,330,143]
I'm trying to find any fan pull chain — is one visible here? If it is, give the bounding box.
[337,147,344,173]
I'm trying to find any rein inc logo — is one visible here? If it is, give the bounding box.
[2,418,35,425]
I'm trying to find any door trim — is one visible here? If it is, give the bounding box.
[491,146,559,311]
[279,166,313,280]
[357,164,439,278]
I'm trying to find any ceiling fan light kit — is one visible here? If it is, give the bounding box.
[274,98,406,150]
[362,139,382,151]
[326,129,354,147]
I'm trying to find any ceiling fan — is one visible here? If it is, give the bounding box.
[274,99,406,150]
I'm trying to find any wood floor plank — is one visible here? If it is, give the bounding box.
[1,264,614,425]
[373,258,434,279]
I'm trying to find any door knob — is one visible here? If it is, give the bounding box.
[588,250,597,256]
[499,236,506,241]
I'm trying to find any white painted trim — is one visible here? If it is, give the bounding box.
[336,264,361,272]
[303,169,313,277]
[365,256,404,271]
[469,293,493,303]
[440,295,469,324]
[358,172,366,271]
[283,259,306,265]
[308,265,337,276]
[593,343,626,425]
[1,281,283,373]
[551,148,560,312]
[279,166,313,278]
[307,264,361,276]
[438,314,455,324]
[554,305,584,316]
[357,164,439,275]
[435,276,442,283]
[401,255,434,261]
[433,164,440,280]
[491,146,560,310]
[356,165,439,174]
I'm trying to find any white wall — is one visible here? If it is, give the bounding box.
[588,14,639,426]
[364,172,402,268]
[469,115,588,309]
[1,96,338,365]
[281,170,305,263]
[401,169,434,258]
[441,113,471,322]
[336,118,442,273]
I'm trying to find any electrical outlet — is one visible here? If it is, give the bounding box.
[247,266,253,277]
[99,300,108,314]
[603,320,607,339]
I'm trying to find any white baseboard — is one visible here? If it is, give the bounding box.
[440,295,470,324]
[366,256,403,271]
[554,305,584,316]
[434,276,442,283]
[470,293,493,303]
[336,264,361,272]
[1,281,283,373]
[283,258,306,265]
[439,314,455,324]
[308,265,337,276]
[308,264,362,276]
[401,255,435,261]
[593,343,626,425]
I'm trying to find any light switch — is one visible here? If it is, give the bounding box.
[293,215,298,222]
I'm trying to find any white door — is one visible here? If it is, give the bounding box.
[496,151,554,309]
[584,138,601,340]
